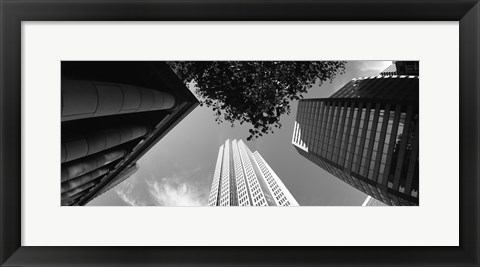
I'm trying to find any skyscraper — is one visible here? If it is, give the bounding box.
[208,139,299,206]
[292,69,419,206]
[61,62,199,206]
[380,61,420,76]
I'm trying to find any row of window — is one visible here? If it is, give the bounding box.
[237,143,267,206]
[298,106,414,204]
[232,142,252,206]
[298,102,410,184]
[307,149,419,205]
[252,153,291,206]
[219,142,231,205]
[330,78,415,99]
[308,154,390,205]
[208,145,226,206]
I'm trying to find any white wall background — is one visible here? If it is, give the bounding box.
[22,22,458,246]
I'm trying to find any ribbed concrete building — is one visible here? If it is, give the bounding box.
[208,139,299,206]
[61,62,199,206]
[292,67,419,206]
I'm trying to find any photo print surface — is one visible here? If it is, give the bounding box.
[60,61,419,207]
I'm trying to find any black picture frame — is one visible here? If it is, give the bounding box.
[1,0,478,266]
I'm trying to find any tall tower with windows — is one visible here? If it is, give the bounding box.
[292,68,419,206]
[208,139,299,206]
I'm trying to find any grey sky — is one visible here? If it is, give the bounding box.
[88,61,392,206]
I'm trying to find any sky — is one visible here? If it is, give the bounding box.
[88,61,392,206]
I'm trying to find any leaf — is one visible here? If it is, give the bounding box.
[167,61,346,140]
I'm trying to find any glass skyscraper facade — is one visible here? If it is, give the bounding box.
[292,73,419,206]
[208,139,299,206]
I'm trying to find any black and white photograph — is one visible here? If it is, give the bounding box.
[3,1,477,265]
[61,61,419,207]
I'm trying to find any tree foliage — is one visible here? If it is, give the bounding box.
[168,61,346,140]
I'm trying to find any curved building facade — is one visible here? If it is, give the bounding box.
[61,62,199,206]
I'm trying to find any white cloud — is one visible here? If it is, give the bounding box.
[115,176,147,206]
[116,189,141,206]
[147,177,207,206]
[113,166,210,206]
